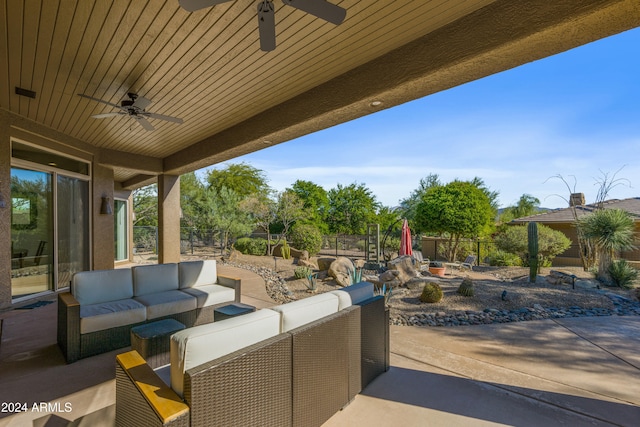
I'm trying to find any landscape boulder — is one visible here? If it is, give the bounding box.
[328,257,356,287]
[387,255,419,286]
[317,257,337,271]
[297,258,318,270]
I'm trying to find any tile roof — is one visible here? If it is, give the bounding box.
[511,197,640,224]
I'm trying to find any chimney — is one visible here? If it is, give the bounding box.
[569,193,585,207]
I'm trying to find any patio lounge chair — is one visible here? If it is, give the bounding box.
[444,255,476,271]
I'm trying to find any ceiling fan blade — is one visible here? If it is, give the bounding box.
[179,0,233,12]
[281,0,346,25]
[77,93,123,110]
[145,112,184,124]
[135,117,155,131]
[132,95,152,110]
[257,0,276,52]
[91,112,125,119]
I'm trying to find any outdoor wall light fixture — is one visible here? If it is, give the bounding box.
[100,195,113,215]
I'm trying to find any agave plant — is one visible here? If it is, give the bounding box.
[304,273,319,292]
[374,283,393,305]
[348,267,363,285]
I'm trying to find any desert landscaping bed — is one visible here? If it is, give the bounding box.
[192,252,640,327]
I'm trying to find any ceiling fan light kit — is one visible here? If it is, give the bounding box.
[77,92,183,131]
[179,0,346,51]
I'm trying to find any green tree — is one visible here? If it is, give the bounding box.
[133,184,157,226]
[205,162,270,198]
[180,172,208,230]
[239,194,276,253]
[415,180,494,261]
[288,180,329,233]
[499,194,541,225]
[577,208,636,283]
[493,224,571,267]
[327,183,380,234]
[399,174,441,231]
[376,206,403,237]
[206,186,254,250]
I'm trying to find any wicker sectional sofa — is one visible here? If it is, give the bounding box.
[115,283,389,427]
[58,260,240,363]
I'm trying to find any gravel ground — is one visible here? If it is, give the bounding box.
[203,252,640,327]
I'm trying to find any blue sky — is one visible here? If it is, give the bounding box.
[204,27,640,209]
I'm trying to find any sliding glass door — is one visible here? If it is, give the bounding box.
[57,175,90,288]
[10,168,54,298]
[114,199,128,261]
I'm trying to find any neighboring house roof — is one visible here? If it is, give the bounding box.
[511,197,640,224]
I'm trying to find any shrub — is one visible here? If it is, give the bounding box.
[233,237,267,256]
[493,224,570,266]
[420,282,443,303]
[289,224,323,255]
[608,260,638,289]
[486,250,522,266]
[457,277,474,297]
[294,266,313,279]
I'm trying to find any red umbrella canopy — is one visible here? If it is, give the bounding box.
[399,219,413,256]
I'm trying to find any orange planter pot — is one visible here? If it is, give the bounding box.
[428,266,446,277]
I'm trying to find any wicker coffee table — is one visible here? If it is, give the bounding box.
[214,302,256,321]
[130,318,185,368]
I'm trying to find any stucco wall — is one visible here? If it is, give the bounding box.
[0,110,11,309]
[92,165,115,271]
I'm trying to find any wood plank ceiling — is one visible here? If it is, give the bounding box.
[2,0,639,185]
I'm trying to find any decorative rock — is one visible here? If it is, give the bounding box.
[404,276,432,291]
[387,255,419,286]
[328,256,356,287]
[297,258,318,270]
[317,257,337,271]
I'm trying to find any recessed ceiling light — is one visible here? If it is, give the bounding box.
[370,100,383,107]
[48,162,57,166]
[262,140,272,145]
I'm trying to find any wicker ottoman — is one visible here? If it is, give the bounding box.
[130,319,185,368]
[214,302,256,321]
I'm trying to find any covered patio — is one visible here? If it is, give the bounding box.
[3,0,640,308]
[1,265,639,425]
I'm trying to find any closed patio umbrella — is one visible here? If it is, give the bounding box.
[399,219,412,256]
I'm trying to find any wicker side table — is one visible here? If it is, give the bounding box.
[213,302,256,321]
[130,318,185,368]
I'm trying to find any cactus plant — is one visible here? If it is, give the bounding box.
[457,277,474,297]
[281,240,291,260]
[294,266,313,279]
[420,282,443,303]
[528,222,539,283]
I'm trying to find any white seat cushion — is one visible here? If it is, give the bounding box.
[133,263,179,296]
[72,269,134,305]
[134,290,197,320]
[179,260,217,289]
[170,308,281,397]
[270,292,342,332]
[180,284,235,308]
[79,298,147,334]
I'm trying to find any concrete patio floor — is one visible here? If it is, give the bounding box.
[1,266,639,426]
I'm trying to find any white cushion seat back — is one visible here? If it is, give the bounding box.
[133,263,179,296]
[179,260,217,289]
[270,292,346,332]
[79,299,146,334]
[331,281,375,309]
[170,309,281,397]
[72,269,134,306]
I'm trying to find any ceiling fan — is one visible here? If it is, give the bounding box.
[179,0,347,51]
[77,93,184,131]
